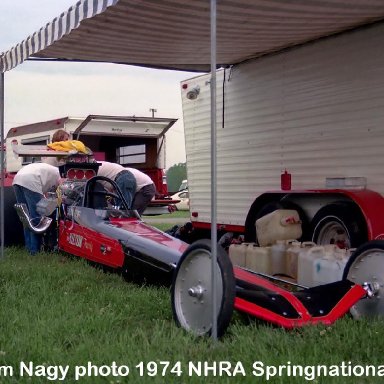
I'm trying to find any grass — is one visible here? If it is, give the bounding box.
[142,210,190,219]
[149,222,175,232]
[142,210,190,232]
[0,245,384,383]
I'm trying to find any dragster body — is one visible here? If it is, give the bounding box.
[11,146,375,337]
[59,205,187,283]
[55,174,367,335]
[57,192,366,333]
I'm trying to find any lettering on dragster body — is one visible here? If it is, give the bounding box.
[68,233,84,248]
[19,362,69,381]
[188,361,246,377]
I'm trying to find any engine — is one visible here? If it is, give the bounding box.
[58,158,101,208]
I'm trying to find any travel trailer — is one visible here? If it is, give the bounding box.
[181,22,384,250]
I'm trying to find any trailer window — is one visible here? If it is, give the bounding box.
[117,144,146,165]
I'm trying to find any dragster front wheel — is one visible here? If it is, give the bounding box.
[343,240,384,319]
[171,239,235,337]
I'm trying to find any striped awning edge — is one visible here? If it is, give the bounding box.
[0,0,119,73]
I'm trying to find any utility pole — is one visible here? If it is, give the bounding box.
[149,108,157,118]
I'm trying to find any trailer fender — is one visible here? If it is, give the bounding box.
[333,189,384,242]
[245,189,384,245]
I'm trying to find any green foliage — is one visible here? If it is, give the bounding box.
[0,247,384,383]
[143,210,189,220]
[166,162,187,192]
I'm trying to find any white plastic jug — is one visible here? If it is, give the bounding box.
[297,245,325,287]
[228,243,248,267]
[286,240,301,281]
[256,209,302,247]
[270,240,287,276]
[246,244,271,275]
[313,245,349,285]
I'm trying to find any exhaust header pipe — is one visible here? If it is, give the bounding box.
[14,203,52,234]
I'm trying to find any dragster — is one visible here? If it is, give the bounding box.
[12,147,384,337]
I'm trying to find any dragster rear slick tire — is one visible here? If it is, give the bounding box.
[171,239,235,337]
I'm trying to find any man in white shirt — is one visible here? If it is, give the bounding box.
[13,163,61,255]
[97,161,155,215]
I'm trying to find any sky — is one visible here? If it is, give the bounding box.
[0,0,199,168]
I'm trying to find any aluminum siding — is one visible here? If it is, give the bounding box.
[182,23,384,227]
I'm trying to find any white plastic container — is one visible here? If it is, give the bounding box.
[312,245,349,286]
[270,240,287,276]
[297,245,325,287]
[228,243,248,267]
[256,209,302,247]
[286,241,301,280]
[246,244,271,275]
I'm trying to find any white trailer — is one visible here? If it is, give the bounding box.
[181,22,384,249]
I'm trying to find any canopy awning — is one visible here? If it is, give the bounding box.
[2,0,384,73]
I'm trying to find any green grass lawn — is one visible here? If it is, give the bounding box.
[142,210,190,219]
[0,246,383,383]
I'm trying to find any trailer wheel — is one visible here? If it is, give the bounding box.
[311,203,367,248]
[171,239,235,337]
[343,240,384,318]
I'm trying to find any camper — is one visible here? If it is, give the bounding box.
[181,22,384,250]
[5,115,175,196]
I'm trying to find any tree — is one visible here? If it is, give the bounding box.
[166,163,187,192]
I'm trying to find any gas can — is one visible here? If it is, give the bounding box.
[312,245,349,285]
[256,209,302,247]
[245,244,271,275]
[297,245,325,287]
[286,240,301,280]
[228,243,248,267]
[270,240,287,276]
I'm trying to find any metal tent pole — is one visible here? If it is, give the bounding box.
[0,72,4,259]
[210,0,218,341]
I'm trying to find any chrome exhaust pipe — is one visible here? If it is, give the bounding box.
[14,203,52,234]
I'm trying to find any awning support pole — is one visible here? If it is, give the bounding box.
[210,0,218,341]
